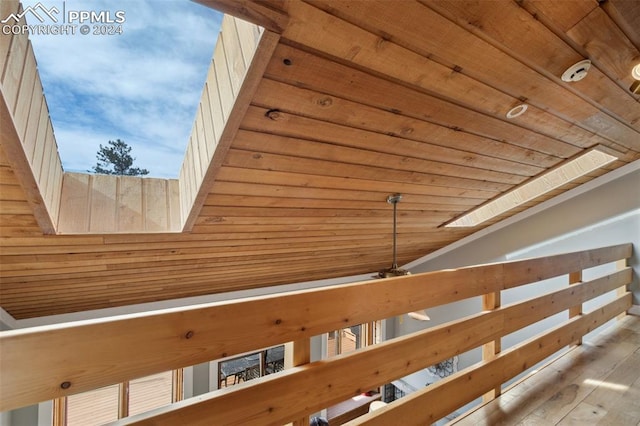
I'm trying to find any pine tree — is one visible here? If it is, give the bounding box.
[92,139,149,176]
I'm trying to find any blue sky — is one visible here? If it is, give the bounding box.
[22,0,223,178]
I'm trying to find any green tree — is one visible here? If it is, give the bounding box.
[92,139,149,176]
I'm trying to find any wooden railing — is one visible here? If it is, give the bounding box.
[0,243,633,425]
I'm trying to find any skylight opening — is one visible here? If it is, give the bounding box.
[445,148,619,228]
[21,0,223,178]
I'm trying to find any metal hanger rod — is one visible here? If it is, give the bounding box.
[387,193,402,269]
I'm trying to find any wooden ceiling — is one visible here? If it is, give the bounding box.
[1,0,639,319]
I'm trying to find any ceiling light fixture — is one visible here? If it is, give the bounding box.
[561,59,591,82]
[445,147,618,228]
[407,310,431,321]
[378,194,430,321]
[631,63,640,94]
[506,104,528,119]
[632,63,640,81]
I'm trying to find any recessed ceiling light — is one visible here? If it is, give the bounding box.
[632,63,640,81]
[445,147,618,227]
[506,104,527,119]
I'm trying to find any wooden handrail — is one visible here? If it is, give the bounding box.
[0,244,632,419]
[117,269,632,425]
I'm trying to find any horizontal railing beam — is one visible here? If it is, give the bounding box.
[501,243,631,289]
[0,243,631,412]
[346,293,632,425]
[114,268,631,425]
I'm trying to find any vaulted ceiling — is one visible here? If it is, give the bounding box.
[1,0,639,319]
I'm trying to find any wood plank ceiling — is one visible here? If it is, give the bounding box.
[1,0,639,319]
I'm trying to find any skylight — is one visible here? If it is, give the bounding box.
[445,148,618,227]
[21,0,222,178]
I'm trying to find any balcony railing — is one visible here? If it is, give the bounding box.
[0,243,633,425]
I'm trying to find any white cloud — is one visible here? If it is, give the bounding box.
[23,0,223,177]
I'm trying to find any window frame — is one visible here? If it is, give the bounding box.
[53,368,182,426]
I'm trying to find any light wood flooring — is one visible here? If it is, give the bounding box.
[453,314,640,426]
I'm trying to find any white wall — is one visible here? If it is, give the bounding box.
[0,402,51,426]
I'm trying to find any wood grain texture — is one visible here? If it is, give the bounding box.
[194,0,289,33]
[180,17,280,230]
[1,1,640,319]
[1,77,56,234]
[346,294,631,426]
[453,313,640,425]
[0,246,631,413]
[120,265,630,424]
[56,174,182,234]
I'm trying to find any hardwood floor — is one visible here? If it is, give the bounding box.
[453,314,640,426]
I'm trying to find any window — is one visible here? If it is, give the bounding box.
[327,322,380,356]
[128,371,173,417]
[328,327,358,355]
[383,383,406,403]
[66,384,119,426]
[218,345,285,388]
[54,369,181,426]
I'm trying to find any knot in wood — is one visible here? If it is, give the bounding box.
[185,330,195,339]
[265,109,282,121]
[317,97,333,107]
[60,381,71,389]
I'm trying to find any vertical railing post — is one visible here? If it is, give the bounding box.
[119,381,129,419]
[292,338,311,426]
[482,290,501,402]
[616,258,629,319]
[52,397,66,426]
[172,369,184,402]
[569,271,583,345]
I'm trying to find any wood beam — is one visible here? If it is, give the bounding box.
[292,338,311,426]
[52,397,66,426]
[172,369,184,403]
[119,381,130,419]
[115,273,631,425]
[569,270,583,345]
[616,258,630,319]
[481,289,501,402]
[193,0,289,33]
